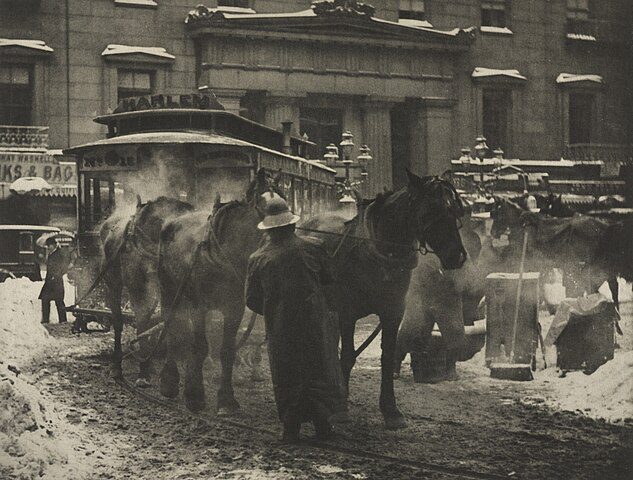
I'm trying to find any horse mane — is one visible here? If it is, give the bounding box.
[211,200,250,241]
[136,196,194,223]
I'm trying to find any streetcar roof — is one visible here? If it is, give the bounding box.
[64,131,336,174]
[0,225,61,232]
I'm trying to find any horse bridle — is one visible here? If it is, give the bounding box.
[409,178,464,255]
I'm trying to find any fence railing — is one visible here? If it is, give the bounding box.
[564,143,633,177]
[0,125,49,150]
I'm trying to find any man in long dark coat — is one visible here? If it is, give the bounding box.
[245,193,344,443]
[39,238,71,324]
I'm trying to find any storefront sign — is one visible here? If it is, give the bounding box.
[113,93,224,114]
[0,152,76,184]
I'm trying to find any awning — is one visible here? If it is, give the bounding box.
[556,73,603,85]
[101,44,175,60]
[0,38,54,53]
[472,67,527,81]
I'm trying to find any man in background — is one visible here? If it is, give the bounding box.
[39,237,71,324]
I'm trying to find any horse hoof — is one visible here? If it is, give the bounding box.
[135,377,151,388]
[185,396,207,413]
[384,415,407,430]
[216,404,240,417]
[159,381,179,399]
[216,398,241,417]
[110,366,123,379]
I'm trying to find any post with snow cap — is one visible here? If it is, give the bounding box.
[281,121,293,155]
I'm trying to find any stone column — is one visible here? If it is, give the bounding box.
[425,104,454,176]
[263,93,302,134]
[362,101,394,197]
[214,88,246,116]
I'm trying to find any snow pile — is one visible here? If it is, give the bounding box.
[536,351,633,423]
[0,277,56,366]
[0,364,96,480]
[0,278,101,479]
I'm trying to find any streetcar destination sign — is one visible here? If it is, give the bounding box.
[113,93,225,114]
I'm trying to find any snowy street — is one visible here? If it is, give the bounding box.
[1,278,632,479]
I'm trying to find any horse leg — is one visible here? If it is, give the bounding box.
[217,303,242,416]
[104,276,124,379]
[339,319,356,392]
[130,284,160,387]
[379,314,406,430]
[183,307,208,412]
[435,299,465,381]
[159,303,182,400]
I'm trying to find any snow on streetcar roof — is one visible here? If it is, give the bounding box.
[0,225,61,232]
[64,131,336,173]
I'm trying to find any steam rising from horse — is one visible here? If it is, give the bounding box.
[100,197,194,381]
[156,170,280,413]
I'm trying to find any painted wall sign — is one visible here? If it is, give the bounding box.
[0,152,77,184]
[113,93,225,114]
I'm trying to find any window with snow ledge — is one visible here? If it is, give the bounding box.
[114,0,158,8]
[481,0,509,28]
[399,0,426,22]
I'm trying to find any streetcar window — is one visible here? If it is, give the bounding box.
[81,175,119,230]
[19,233,33,253]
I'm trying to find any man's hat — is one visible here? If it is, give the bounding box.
[257,193,300,230]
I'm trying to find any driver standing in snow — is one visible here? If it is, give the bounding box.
[39,237,71,324]
[245,193,345,443]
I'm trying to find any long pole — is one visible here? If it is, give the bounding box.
[510,230,529,362]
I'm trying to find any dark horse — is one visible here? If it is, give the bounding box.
[490,197,624,307]
[156,169,280,413]
[301,170,467,429]
[100,196,194,381]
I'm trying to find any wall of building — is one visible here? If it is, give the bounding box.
[0,0,630,192]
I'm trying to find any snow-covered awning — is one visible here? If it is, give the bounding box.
[101,44,175,61]
[472,67,527,81]
[556,73,603,85]
[0,38,54,53]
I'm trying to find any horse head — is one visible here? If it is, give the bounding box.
[246,168,286,215]
[405,169,466,270]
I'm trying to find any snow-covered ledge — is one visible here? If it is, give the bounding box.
[114,0,158,7]
[556,73,603,85]
[101,44,175,61]
[0,38,54,53]
[398,18,434,29]
[480,26,513,35]
[472,67,526,81]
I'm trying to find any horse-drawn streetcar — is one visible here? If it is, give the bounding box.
[64,92,337,325]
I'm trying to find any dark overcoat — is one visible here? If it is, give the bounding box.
[245,234,345,423]
[39,247,71,301]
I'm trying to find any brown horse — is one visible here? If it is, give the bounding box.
[156,169,279,413]
[100,196,194,382]
[301,170,467,429]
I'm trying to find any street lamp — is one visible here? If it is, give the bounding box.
[357,144,372,180]
[474,136,488,184]
[323,143,339,165]
[339,130,355,182]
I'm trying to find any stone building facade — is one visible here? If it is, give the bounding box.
[0,0,630,197]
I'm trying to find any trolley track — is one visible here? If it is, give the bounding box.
[114,375,510,480]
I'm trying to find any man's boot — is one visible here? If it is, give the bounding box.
[281,421,301,444]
